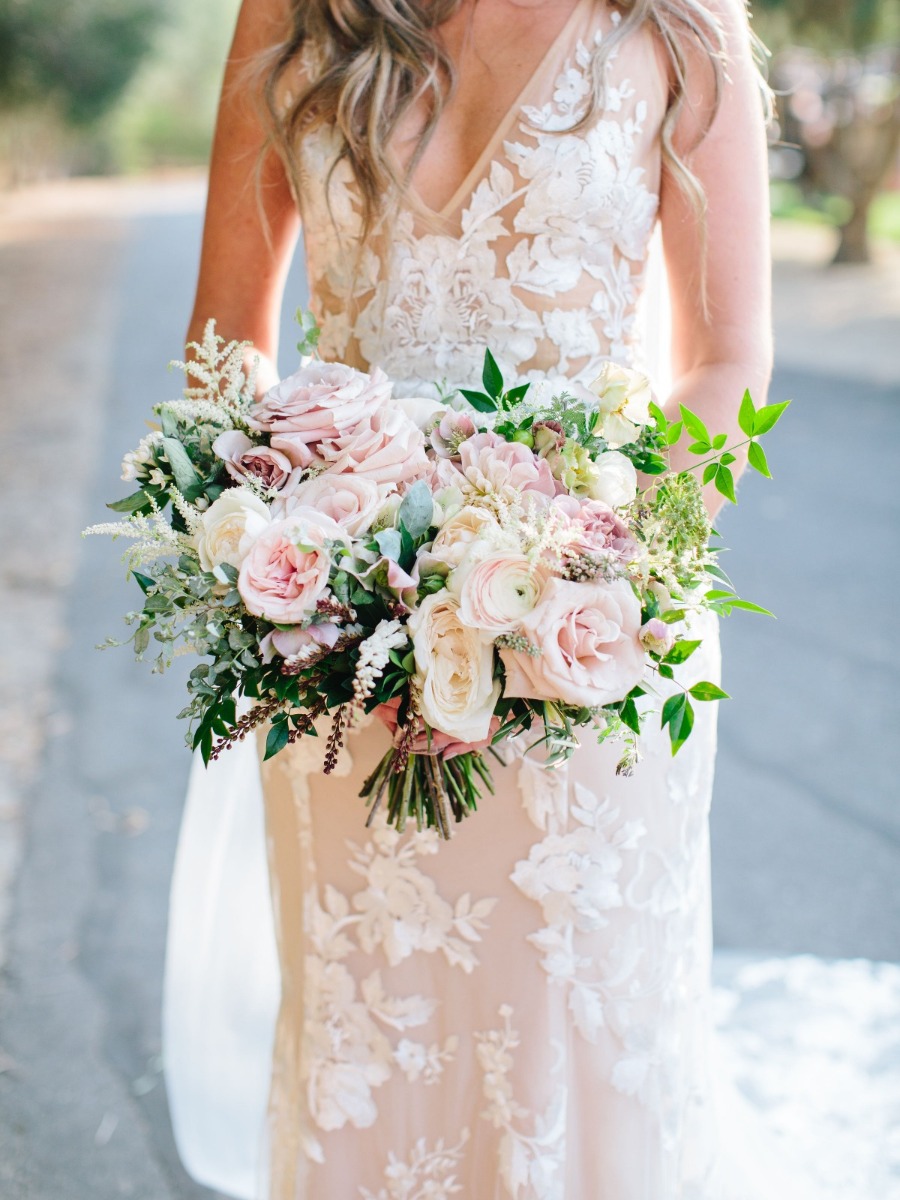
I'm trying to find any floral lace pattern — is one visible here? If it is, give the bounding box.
[297,15,664,395]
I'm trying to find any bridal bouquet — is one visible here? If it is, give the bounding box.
[86,315,787,837]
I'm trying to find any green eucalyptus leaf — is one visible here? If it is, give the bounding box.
[133,625,150,657]
[160,407,179,438]
[747,440,771,478]
[374,529,403,560]
[482,348,504,399]
[398,480,434,539]
[162,437,202,494]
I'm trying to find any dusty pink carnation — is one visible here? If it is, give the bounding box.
[553,495,639,563]
[500,577,644,708]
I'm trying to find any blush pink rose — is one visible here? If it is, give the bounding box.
[212,430,294,490]
[247,362,392,443]
[237,507,346,624]
[499,577,644,708]
[458,432,557,499]
[553,495,639,563]
[318,404,430,486]
[272,470,391,535]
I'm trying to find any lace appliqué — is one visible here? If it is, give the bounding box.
[359,1130,471,1200]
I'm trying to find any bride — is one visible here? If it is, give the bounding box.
[164,0,782,1196]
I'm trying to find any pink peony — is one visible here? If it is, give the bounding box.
[272,470,391,536]
[318,404,430,486]
[259,622,340,663]
[247,362,392,443]
[553,495,639,563]
[500,577,644,708]
[237,507,346,624]
[212,430,294,490]
[458,432,557,499]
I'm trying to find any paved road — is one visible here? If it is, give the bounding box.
[0,193,897,1198]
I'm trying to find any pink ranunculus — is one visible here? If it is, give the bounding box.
[212,430,294,490]
[499,577,644,708]
[457,553,549,636]
[247,361,392,443]
[272,470,391,535]
[259,622,340,663]
[318,404,430,486]
[553,495,640,563]
[458,431,557,499]
[237,507,346,624]
[375,698,501,760]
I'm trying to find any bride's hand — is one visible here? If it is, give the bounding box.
[374,699,498,760]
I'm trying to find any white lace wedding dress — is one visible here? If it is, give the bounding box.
[161,4,883,1197]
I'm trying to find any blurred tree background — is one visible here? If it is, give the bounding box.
[0,0,897,261]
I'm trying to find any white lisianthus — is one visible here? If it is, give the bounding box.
[587,451,638,509]
[457,553,549,636]
[590,362,653,447]
[120,431,163,482]
[196,488,272,572]
[409,592,501,741]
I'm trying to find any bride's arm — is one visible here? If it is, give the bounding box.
[658,0,773,517]
[187,0,300,393]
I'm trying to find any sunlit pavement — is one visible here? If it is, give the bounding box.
[0,178,897,1197]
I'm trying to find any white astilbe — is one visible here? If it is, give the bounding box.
[154,398,236,427]
[83,500,194,569]
[350,619,407,714]
[168,487,204,534]
[492,493,581,568]
[166,318,256,431]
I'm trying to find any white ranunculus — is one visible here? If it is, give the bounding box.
[457,553,549,636]
[587,451,638,510]
[196,488,272,572]
[590,362,653,447]
[408,592,501,741]
[428,505,503,573]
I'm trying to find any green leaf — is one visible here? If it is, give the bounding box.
[679,405,711,447]
[663,639,702,665]
[162,437,202,494]
[503,383,530,406]
[665,421,683,446]
[458,388,497,414]
[712,433,727,450]
[374,529,402,560]
[398,480,433,539]
[720,452,737,466]
[649,401,668,431]
[659,608,687,624]
[702,462,718,486]
[688,440,712,455]
[619,698,642,736]
[264,720,290,760]
[133,625,150,657]
[482,349,504,399]
[714,465,737,504]
[738,389,756,438]
[132,571,156,594]
[658,664,675,680]
[747,440,771,478]
[107,489,152,514]
[724,598,775,617]
[752,400,791,436]
[661,692,694,754]
[295,307,321,356]
[689,681,730,701]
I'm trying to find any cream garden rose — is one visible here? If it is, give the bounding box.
[590,362,653,447]
[237,507,346,624]
[195,489,272,573]
[408,592,501,742]
[500,577,644,708]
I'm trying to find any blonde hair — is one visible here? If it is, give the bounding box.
[263,0,761,241]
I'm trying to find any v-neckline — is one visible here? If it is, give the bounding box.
[402,0,593,222]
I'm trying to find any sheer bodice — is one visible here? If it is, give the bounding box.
[293,0,667,396]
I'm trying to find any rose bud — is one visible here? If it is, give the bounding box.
[639,617,675,657]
